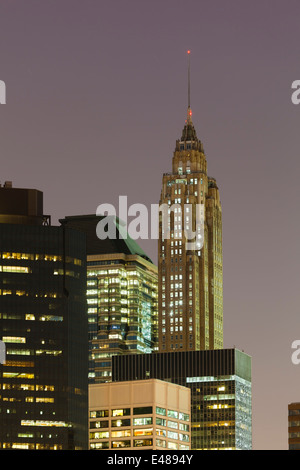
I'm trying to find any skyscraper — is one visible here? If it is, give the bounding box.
[158,53,223,352]
[109,55,252,451]
[0,183,88,450]
[60,215,158,384]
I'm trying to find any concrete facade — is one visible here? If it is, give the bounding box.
[89,379,191,450]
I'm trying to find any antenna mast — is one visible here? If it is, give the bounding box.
[187,50,192,123]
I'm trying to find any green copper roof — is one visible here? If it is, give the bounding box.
[59,214,153,263]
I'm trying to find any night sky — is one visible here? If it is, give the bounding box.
[1,0,300,450]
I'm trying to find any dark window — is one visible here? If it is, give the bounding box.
[133,406,153,415]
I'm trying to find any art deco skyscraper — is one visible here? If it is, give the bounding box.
[158,53,223,352]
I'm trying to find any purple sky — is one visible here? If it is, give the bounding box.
[1,0,300,449]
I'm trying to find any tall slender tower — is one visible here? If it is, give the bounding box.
[158,52,223,352]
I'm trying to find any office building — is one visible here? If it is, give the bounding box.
[60,215,158,383]
[0,183,88,450]
[158,56,223,351]
[112,348,252,450]
[89,379,190,450]
[288,402,300,450]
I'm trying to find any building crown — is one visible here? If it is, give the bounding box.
[180,117,198,142]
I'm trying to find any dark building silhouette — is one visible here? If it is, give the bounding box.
[0,183,88,450]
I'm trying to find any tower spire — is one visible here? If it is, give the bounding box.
[187,50,192,124]
[180,50,199,143]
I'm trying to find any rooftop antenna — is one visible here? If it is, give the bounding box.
[187,50,192,123]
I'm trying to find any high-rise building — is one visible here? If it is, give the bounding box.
[112,348,252,450]
[60,215,158,384]
[0,183,88,450]
[158,56,223,352]
[288,402,300,450]
[89,379,191,450]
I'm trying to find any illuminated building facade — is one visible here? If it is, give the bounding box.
[288,402,300,450]
[112,348,252,450]
[0,183,88,450]
[89,379,190,450]
[158,56,223,352]
[60,215,158,384]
